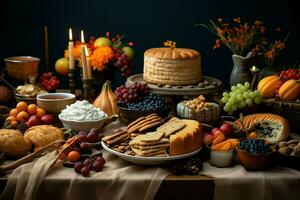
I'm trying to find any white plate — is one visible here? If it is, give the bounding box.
[101,141,202,165]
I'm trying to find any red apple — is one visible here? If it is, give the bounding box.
[203,133,213,145]
[41,114,54,125]
[211,127,220,135]
[219,123,233,136]
[27,115,42,127]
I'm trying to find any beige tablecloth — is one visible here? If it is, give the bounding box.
[0,121,171,200]
[202,162,300,200]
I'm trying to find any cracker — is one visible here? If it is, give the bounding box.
[157,117,186,137]
[146,113,158,119]
[133,143,169,150]
[132,148,167,156]
[102,130,127,142]
[130,137,169,146]
[141,131,164,142]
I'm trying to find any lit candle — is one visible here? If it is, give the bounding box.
[68,28,74,69]
[80,30,88,80]
[85,46,92,79]
[250,65,260,89]
[250,65,260,73]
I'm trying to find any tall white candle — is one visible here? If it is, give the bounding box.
[85,46,92,79]
[68,28,74,69]
[80,30,88,79]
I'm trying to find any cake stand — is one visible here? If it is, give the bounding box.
[126,73,223,96]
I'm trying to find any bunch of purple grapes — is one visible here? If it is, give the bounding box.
[115,82,149,103]
[74,156,106,177]
[114,53,133,77]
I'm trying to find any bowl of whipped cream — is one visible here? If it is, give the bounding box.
[58,100,108,132]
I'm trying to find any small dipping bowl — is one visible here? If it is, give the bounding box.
[37,93,76,114]
[209,149,234,167]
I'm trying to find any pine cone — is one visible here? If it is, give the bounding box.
[17,122,28,133]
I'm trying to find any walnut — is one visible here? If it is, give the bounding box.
[278,146,293,155]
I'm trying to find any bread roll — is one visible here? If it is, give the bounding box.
[0,129,31,157]
[234,113,289,143]
[24,125,63,147]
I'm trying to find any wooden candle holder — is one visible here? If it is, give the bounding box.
[82,79,94,102]
[68,68,76,94]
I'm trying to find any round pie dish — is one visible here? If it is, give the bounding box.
[101,141,201,165]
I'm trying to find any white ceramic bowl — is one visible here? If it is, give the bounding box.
[37,93,76,114]
[209,149,233,167]
[59,114,108,132]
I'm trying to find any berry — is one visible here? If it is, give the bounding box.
[74,162,83,174]
[81,166,90,177]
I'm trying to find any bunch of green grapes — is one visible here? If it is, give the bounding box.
[221,82,262,115]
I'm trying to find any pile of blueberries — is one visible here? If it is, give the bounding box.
[126,93,171,112]
[238,139,270,154]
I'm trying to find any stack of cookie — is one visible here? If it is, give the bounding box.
[102,129,130,147]
[127,113,164,134]
[129,131,169,157]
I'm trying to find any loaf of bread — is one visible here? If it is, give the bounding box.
[0,129,31,157]
[24,125,63,147]
[234,113,289,143]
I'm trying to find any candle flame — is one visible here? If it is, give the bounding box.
[69,28,73,41]
[252,66,256,71]
[81,30,85,44]
[85,46,89,57]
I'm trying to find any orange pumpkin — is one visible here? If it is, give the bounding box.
[257,75,281,98]
[278,79,300,101]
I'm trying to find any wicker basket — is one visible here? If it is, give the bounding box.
[262,98,300,133]
[176,101,220,124]
[4,56,40,80]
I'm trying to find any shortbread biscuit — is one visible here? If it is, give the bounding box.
[102,130,127,142]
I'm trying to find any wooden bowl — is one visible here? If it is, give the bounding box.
[236,147,274,170]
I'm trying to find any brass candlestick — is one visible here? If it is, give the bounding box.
[68,68,76,94]
[250,66,260,90]
[82,79,94,102]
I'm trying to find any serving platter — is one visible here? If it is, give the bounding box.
[126,73,222,96]
[101,141,201,165]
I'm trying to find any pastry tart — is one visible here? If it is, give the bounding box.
[0,129,31,157]
[234,113,289,143]
[24,125,63,147]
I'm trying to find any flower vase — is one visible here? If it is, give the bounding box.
[230,52,253,86]
[258,65,280,80]
[92,67,115,92]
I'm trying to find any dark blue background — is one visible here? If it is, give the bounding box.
[1,0,299,90]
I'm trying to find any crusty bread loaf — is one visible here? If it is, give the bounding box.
[0,129,31,157]
[24,125,63,147]
[234,113,289,143]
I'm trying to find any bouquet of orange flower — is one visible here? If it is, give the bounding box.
[261,32,290,67]
[64,32,134,77]
[196,18,266,57]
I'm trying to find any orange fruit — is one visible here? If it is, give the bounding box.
[248,132,258,139]
[67,151,81,162]
[6,116,17,122]
[36,108,46,117]
[16,111,29,122]
[10,120,18,128]
[9,108,19,117]
[16,101,28,112]
[27,104,38,115]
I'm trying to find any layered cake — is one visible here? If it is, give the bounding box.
[143,47,201,85]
